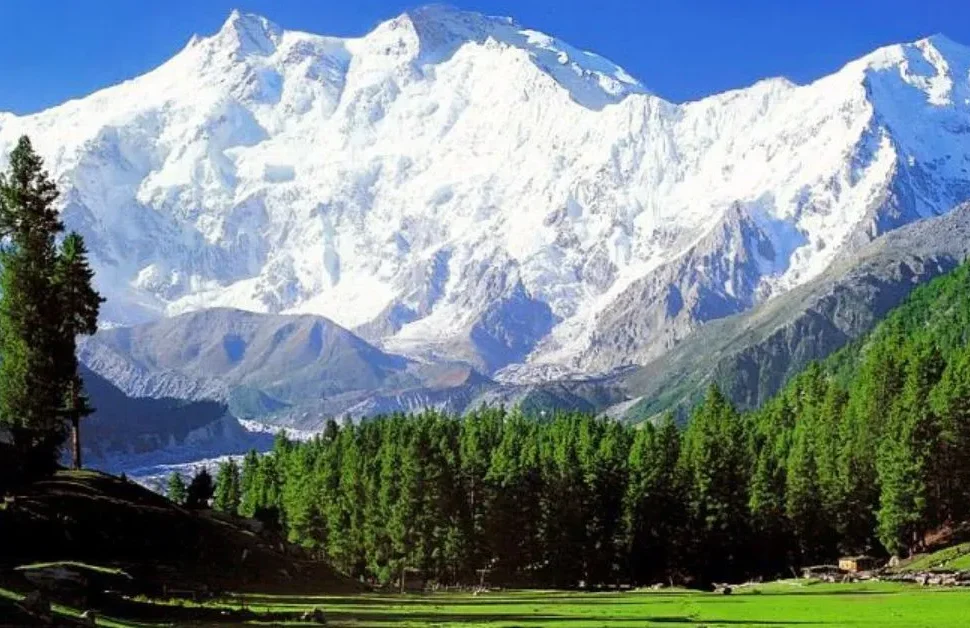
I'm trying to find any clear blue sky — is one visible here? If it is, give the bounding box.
[1,0,969,114]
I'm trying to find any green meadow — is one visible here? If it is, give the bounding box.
[6,581,967,627]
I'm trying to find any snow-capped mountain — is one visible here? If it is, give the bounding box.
[3,6,970,378]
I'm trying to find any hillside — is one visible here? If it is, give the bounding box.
[611,202,970,421]
[738,254,970,560]
[0,470,361,596]
[79,308,492,427]
[79,365,240,462]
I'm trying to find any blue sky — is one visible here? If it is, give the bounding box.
[1,0,969,114]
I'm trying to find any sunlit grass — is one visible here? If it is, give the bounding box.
[6,582,970,626]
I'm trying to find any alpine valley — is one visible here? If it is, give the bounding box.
[4,6,970,471]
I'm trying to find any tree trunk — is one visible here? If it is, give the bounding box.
[72,416,81,470]
[70,379,81,470]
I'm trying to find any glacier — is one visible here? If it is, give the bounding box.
[2,6,970,379]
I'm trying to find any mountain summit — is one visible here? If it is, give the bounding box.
[1,9,970,377]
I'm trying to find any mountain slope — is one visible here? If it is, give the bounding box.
[76,365,262,469]
[2,9,970,376]
[613,202,970,420]
[79,307,490,426]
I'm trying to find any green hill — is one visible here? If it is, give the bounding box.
[0,470,361,597]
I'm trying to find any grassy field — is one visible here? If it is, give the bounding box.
[6,580,968,627]
[235,583,970,627]
[898,542,970,572]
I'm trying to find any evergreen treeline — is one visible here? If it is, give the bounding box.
[0,136,103,484]
[197,261,970,587]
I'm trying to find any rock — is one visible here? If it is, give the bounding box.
[300,608,327,624]
[888,555,902,568]
[80,610,98,626]
[721,586,732,595]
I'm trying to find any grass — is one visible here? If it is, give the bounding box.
[0,586,152,628]
[4,581,970,626]
[80,582,970,627]
[899,542,970,572]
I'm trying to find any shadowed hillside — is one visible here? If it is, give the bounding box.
[0,470,362,596]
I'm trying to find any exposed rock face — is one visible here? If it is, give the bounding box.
[576,202,785,371]
[614,203,970,419]
[79,308,492,428]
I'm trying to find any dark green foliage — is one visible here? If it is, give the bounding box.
[0,137,68,476]
[623,415,683,584]
[167,471,187,506]
[214,458,242,514]
[679,386,750,583]
[228,259,970,585]
[54,232,104,469]
[236,408,690,587]
[0,136,102,480]
[186,468,215,509]
[746,260,970,559]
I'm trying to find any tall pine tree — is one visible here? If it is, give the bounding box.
[53,233,103,470]
[0,136,66,475]
[0,137,102,477]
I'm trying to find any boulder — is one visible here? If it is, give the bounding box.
[300,608,327,624]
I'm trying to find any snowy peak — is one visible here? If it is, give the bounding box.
[842,33,970,105]
[360,4,647,108]
[403,4,511,47]
[3,13,970,383]
[213,10,283,57]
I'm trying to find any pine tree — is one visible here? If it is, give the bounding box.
[837,340,905,553]
[214,458,242,514]
[876,345,945,556]
[53,232,103,470]
[929,347,970,524]
[0,136,67,476]
[678,385,750,583]
[167,471,188,506]
[238,449,261,518]
[186,468,215,509]
[282,445,325,550]
[786,417,828,563]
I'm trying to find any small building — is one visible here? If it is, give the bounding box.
[838,556,881,573]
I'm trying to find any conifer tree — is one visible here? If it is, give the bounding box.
[876,345,945,556]
[786,418,828,563]
[186,468,215,509]
[238,449,261,518]
[214,458,242,514]
[167,471,188,506]
[929,348,970,524]
[0,136,67,476]
[53,232,103,470]
[0,137,102,477]
[678,385,750,583]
